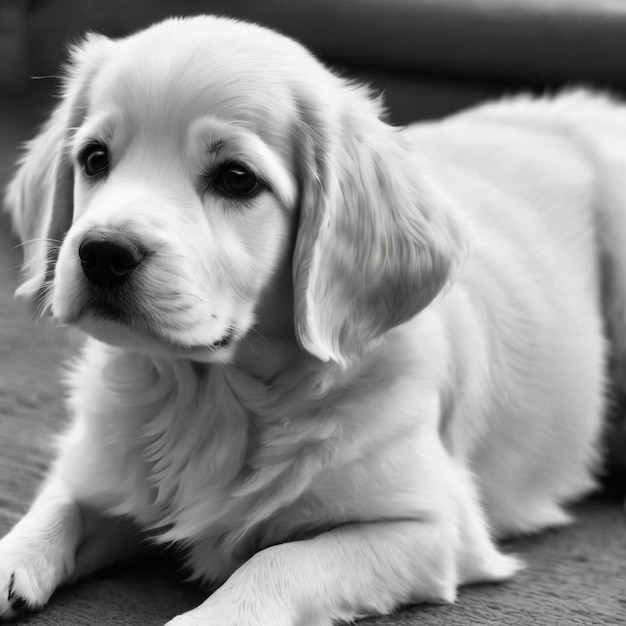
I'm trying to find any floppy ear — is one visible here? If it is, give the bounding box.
[4,33,112,309]
[293,89,466,366]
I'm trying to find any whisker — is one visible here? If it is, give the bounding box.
[13,240,62,279]
[249,314,283,334]
[245,328,282,371]
[247,327,272,348]
[45,242,62,260]
[30,74,61,81]
[13,237,63,251]
[29,279,55,318]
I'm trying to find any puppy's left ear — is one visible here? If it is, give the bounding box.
[4,33,112,309]
[293,90,466,366]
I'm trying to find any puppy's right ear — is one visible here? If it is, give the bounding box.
[4,33,113,310]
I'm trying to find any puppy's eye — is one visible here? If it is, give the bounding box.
[80,142,110,179]
[216,163,259,198]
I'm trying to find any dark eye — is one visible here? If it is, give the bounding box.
[216,162,259,198]
[80,142,110,178]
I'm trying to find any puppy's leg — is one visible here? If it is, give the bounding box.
[0,477,139,621]
[0,478,80,620]
[166,517,505,626]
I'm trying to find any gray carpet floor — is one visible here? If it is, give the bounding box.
[0,89,625,625]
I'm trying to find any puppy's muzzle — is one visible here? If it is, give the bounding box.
[78,230,145,289]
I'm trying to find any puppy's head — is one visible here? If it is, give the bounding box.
[7,16,464,366]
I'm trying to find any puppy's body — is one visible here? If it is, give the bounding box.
[1,16,624,625]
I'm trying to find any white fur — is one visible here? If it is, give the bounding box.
[2,15,625,625]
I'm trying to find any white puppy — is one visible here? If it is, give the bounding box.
[2,14,625,626]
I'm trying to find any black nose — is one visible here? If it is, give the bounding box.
[78,232,145,288]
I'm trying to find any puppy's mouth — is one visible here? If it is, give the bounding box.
[160,329,238,362]
[67,292,236,357]
[84,296,132,326]
[208,330,233,349]
[172,329,235,353]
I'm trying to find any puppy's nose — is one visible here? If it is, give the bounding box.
[78,232,145,288]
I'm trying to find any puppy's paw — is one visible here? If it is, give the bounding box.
[0,569,46,621]
[0,539,70,622]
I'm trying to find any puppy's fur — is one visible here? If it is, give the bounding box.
[2,15,625,625]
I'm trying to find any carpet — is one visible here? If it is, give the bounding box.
[0,88,624,626]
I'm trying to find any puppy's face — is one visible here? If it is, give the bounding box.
[10,17,464,366]
[51,22,300,361]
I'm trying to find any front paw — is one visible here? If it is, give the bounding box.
[0,540,72,621]
[0,568,46,621]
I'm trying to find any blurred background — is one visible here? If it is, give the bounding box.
[0,1,625,625]
[5,0,626,121]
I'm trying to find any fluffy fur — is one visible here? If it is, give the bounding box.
[1,15,625,625]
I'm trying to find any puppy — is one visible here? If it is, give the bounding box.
[1,14,625,626]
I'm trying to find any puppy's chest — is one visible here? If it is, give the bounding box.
[97,356,429,582]
[116,365,336,557]
[124,369,251,531]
